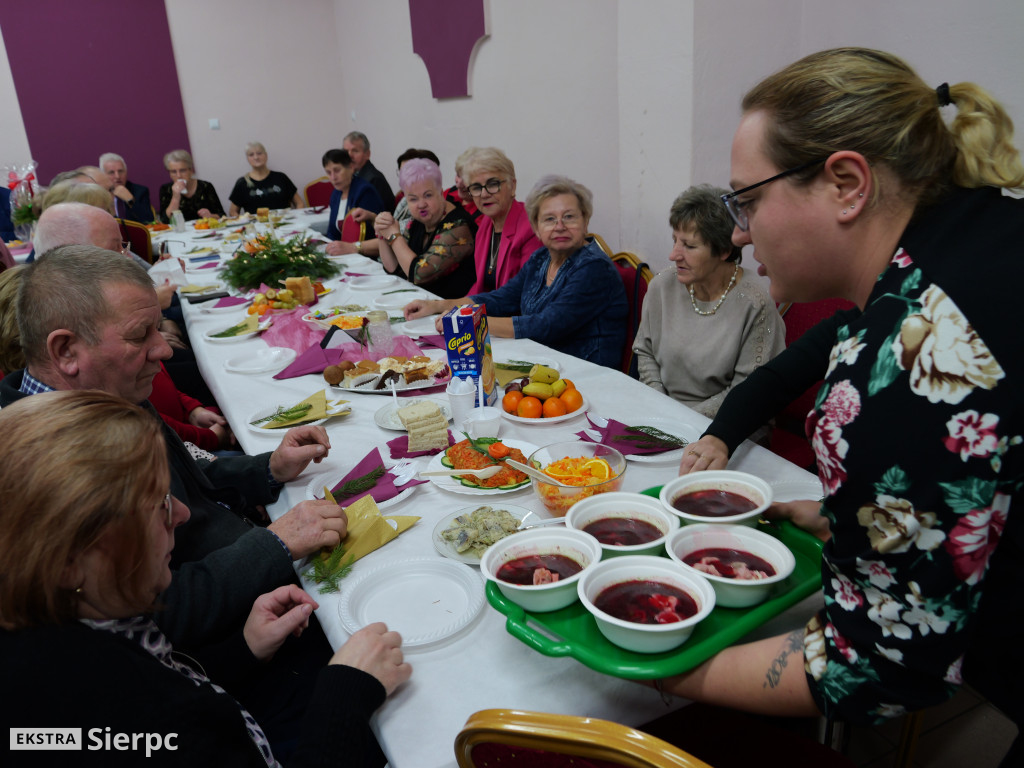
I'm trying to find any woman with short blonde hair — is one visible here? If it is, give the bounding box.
[228,142,302,216]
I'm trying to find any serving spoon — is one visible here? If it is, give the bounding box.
[419,465,503,479]
[503,459,573,487]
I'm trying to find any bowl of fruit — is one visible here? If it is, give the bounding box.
[527,441,626,517]
[501,364,586,422]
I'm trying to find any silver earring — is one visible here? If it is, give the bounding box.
[850,203,856,210]
[842,209,848,215]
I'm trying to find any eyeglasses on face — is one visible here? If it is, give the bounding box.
[160,493,173,527]
[467,178,505,197]
[120,241,131,256]
[721,158,826,231]
[538,211,583,230]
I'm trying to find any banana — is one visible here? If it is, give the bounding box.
[528,364,559,384]
[550,378,568,398]
[522,381,554,400]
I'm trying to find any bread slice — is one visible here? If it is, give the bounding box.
[398,401,449,451]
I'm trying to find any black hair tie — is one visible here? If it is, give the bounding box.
[936,82,952,107]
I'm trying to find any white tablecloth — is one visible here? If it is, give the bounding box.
[159,227,824,768]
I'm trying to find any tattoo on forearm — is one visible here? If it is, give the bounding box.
[763,631,804,689]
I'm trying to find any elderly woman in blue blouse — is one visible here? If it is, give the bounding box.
[633,184,785,421]
[404,175,627,368]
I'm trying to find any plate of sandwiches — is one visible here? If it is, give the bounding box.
[329,351,451,394]
[375,398,453,431]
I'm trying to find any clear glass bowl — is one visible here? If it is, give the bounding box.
[527,441,626,517]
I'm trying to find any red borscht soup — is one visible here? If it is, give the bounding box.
[496,553,583,586]
[594,579,698,624]
[582,516,663,546]
[682,547,776,580]
[672,488,758,518]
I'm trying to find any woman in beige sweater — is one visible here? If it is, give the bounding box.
[633,184,785,420]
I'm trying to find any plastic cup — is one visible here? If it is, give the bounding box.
[447,376,476,431]
[463,406,502,438]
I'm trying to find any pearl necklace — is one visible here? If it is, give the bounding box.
[688,263,739,316]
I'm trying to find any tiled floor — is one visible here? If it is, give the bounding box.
[843,688,1018,768]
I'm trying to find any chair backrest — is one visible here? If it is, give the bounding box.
[339,213,367,242]
[117,218,153,264]
[610,250,653,377]
[770,297,856,469]
[455,709,714,768]
[303,176,333,208]
[589,232,615,257]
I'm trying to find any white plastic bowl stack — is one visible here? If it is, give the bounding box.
[577,555,716,653]
[565,492,679,559]
[659,470,772,527]
[665,524,796,608]
[480,528,602,613]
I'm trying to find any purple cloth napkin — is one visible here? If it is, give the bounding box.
[213,295,251,308]
[575,415,687,456]
[327,447,426,505]
[415,334,446,351]
[340,272,371,281]
[387,430,456,459]
[197,261,221,270]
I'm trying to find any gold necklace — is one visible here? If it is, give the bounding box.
[688,263,739,316]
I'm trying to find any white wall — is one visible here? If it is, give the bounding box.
[163,0,345,207]
[3,0,1022,272]
[0,23,33,171]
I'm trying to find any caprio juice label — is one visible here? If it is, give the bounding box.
[442,304,497,405]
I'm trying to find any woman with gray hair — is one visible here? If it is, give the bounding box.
[159,149,224,222]
[228,142,302,216]
[404,175,627,368]
[633,184,785,420]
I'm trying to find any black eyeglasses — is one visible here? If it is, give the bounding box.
[721,159,826,231]
[467,178,505,197]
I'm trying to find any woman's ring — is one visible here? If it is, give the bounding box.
[688,450,702,459]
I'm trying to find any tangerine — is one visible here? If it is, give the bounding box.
[502,390,524,414]
[559,389,584,413]
[542,397,567,418]
[561,378,576,391]
[517,395,543,419]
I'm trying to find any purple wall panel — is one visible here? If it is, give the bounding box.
[409,0,487,99]
[0,0,189,213]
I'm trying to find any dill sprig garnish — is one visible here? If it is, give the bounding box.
[332,465,385,498]
[303,544,355,594]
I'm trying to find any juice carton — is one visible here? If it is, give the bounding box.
[441,303,497,406]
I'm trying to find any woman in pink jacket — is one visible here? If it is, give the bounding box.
[463,147,542,293]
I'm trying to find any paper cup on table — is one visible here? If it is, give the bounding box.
[463,406,502,439]
[447,376,476,431]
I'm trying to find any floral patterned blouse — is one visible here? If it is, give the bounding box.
[803,186,1023,726]
[398,203,477,298]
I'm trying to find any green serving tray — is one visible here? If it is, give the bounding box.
[485,485,823,679]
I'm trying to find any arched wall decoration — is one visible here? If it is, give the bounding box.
[409,0,487,99]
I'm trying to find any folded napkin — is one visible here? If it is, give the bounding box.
[575,415,689,456]
[327,448,426,505]
[259,305,324,354]
[415,334,447,351]
[321,495,418,566]
[197,262,221,270]
[387,430,456,459]
[213,295,252,308]
[251,390,348,430]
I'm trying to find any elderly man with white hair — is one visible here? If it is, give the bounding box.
[100,152,153,222]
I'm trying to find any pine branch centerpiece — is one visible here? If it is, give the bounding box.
[220,231,340,292]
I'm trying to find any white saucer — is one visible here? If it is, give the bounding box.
[223,346,296,374]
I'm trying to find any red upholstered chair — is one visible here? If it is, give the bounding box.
[455,709,714,768]
[339,212,367,243]
[117,218,154,263]
[303,176,333,208]
[610,250,652,377]
[769,298,856,470]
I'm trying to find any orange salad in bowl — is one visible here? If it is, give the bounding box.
[528,442,627,516]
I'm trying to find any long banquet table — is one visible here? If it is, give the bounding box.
[151,219,825,768]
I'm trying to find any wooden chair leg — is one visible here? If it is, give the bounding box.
[894,711,923,768]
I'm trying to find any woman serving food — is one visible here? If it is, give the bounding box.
[633,184,784,423]
[404,175,627,369]
[647,48,1024,764]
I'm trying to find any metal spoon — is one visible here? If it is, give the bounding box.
[420,465,503,479]
[503,459,574,488]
